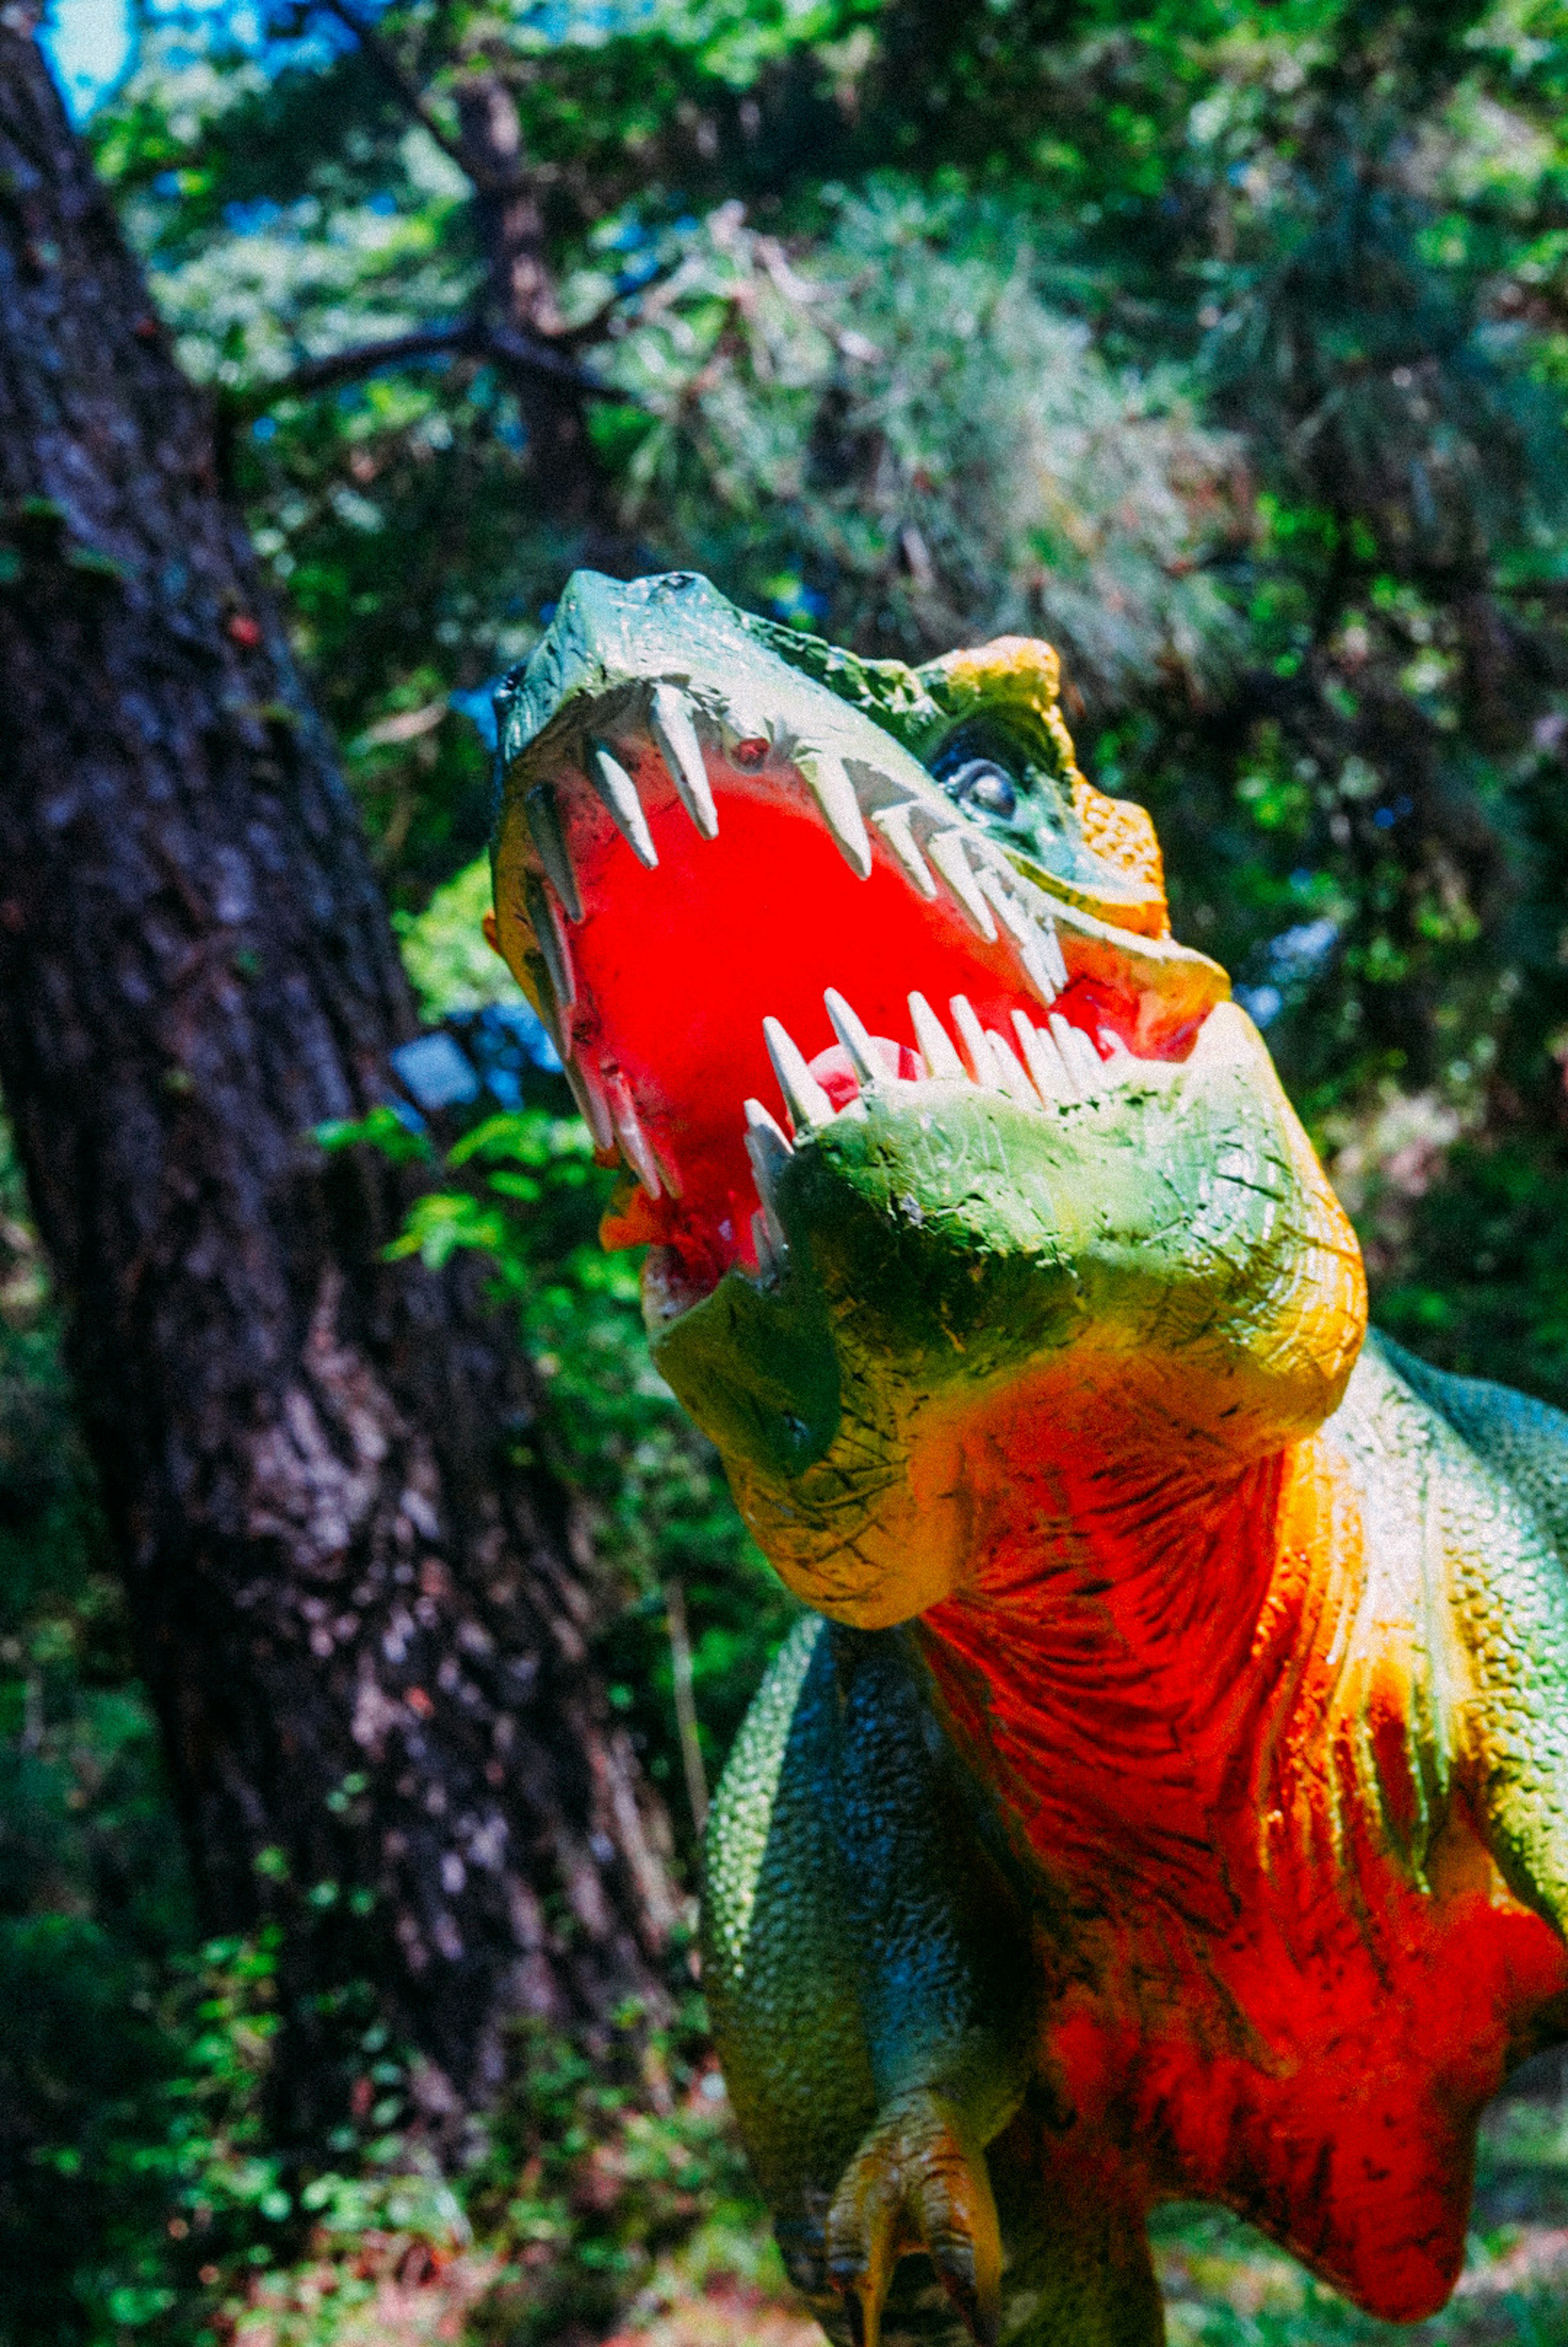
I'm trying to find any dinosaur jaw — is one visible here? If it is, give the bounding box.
[493,702,1229,1323]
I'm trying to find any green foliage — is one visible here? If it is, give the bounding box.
[459,2003,770,2345]
[599,184,1237,681]
[0,1119,194,2347]
[1380,1142,1568,1409]
[393,856,528,1021]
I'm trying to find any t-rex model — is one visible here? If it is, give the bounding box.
[486,569,1568,2347]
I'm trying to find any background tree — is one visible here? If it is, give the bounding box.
[0,6,678,2189]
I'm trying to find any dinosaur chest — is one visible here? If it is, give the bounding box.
[915,1429,1568,2319]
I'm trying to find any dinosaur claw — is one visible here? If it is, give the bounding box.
[826,2090,1002,2347]
[826,2165,895,2347]
[923,2195,1002,2347]
[835,2280,879,2347]
[931,2253,1000,2347]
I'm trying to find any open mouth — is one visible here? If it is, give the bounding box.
[496,688,1227,1324]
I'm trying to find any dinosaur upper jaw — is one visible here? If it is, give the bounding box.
[493,685,1229,1327]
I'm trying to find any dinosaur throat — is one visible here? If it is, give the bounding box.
[502,718,1221,1320]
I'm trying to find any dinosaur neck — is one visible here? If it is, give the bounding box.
[913,1408,1378,1922]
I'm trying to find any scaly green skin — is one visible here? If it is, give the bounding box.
[490,574,1568,2347]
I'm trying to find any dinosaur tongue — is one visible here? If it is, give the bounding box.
[807,1038,922,1108]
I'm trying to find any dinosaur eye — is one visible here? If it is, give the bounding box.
[942,759,1017,822]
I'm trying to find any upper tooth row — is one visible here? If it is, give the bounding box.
[525,689,873,891]
[760,988,1133,1141]
[522,687,1068,986]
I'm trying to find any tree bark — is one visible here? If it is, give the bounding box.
[0,22,676,2130]
[453,67,608,535]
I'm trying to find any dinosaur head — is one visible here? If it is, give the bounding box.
[491,572,1365,1626]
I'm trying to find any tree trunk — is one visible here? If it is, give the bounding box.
[454,68,608,537]
[0,22,676,2131]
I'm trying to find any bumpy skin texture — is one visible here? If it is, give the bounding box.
[488,574,1568,2347]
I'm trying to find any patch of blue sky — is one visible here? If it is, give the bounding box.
[40,0,132,118]
[47,0,328,117]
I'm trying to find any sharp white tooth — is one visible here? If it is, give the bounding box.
[650,684,718,839]
[742,1112,788,1258]
[823,988,884,1090]
[927,832,998,942]
[590,743,659,870]
[1069,1023,1107,1090]
[564,1059,614,1149]
[523,950,569,1059]
[604,1071,661,1198]
[984,1026,1041,1109]
[799,751,872,880]
[524,872,576,1010]
[1013,1011,1072,1102]
[763,1016,835,1131]
[750,1209,786,1278]
[524,784,583,923]
[1038,916,1069,991]
[1098,1028,1134,1080]
[870,803,938,900]
[744,1096,794,1155]
[949,995,1001,1089]
[744,1099,793,1231]
[1020,929,1061,1006]
[907,991,967,1081]
[978,866,1034,945]
[1050,1012,1102,1095]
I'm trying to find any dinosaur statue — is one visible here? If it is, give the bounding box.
[486,570,1568,2347]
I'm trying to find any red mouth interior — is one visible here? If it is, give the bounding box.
[553,765,1166,1304]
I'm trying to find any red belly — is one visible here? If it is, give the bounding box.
[1043,1876,1568,2318]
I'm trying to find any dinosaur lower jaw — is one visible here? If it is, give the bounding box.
[501,732,1227,1320]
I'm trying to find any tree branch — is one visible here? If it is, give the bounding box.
[318,0,477,181]
[486,320,645,406]
[229,316,643,413]
[238,318,479,408]
[555,261,680,353]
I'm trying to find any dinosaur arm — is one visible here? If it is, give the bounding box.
[825,1625,1039,2346]
[829,1623,1038,2126]
[1377,1334,1568,1936]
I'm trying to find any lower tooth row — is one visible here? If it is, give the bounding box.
[759,986,1127,1142]
[738,988,1132,1276]
[577,982,1126,1234]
